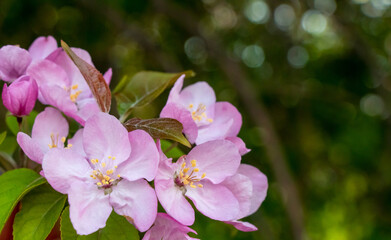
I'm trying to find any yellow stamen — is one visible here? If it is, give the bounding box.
[101,162,106,168]
[61,137,66,143]
[194,168,199,172]
[183,168,189,173]
[112,157,116,160]
[71,84,78,90]
[191,160,197,167]
[189,104,194,108]
[114,165,118,169]
[207,118,213,123]
[97,182,102,186]
[197,184,203,188]
[181,162,186,168]
[108,156,112,159]
[106,169,113,175]
[117,174,121,178]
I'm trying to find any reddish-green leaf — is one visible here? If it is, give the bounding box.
[124,118,191,147]
[61,40,111,113]
[113,70,195,121]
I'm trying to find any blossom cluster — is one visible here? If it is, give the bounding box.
[0,36,268,239]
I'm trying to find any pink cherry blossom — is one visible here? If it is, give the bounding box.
[160,75,249,155]
[223,164,268,232]
[17,107,69,164]
[42,113,159,235]
[0,36,57,82]
[155,140,241,226]
[27,48,112,125]
[2,75,38,117]
[143,213,199,240]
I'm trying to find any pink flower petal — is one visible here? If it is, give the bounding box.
[17,132,44,164]
[224,220,258,232]
[28,36,57,62]
[222,172,253,219]
[27,59,70,104]
[110,179,157,232]
[160,103,198,144]
[42,148,91,194]
[186,180,239,221]
[76,98,101,123]
[226,137,250,156]
[185,140,241,184]
[68,183,112,235]
[0,45,32,82]
[83,113,131,165]
[68,129,86,158]
[103,68,112,86]
[117,130,159,182]
[196,102,242,144]
[155,178,195,226]
[142,213,198,240]
[167,74,185,103]
[238,164,268,215]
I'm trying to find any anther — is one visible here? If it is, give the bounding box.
[191,160,197,167]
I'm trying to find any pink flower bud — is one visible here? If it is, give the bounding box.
[2,75,38,117]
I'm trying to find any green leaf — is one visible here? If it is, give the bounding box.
[0,131,6,145]
[160,140,185,159]
[61,40,111,113]
[61,207,139,240]
[13,184,67,240]
[0,152,17,171]
[0,169,46,233]
[0,136,17,155]
[114,70,195,121]
[124,118,191,147]
[5,115,18,135]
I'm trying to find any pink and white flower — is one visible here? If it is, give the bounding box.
[143,213,199,240]
[42,113,158,235]
[160,75,249,155]
[155,140,241,226]
[17,107,69,164]
[0,36,57,82]
[223,164,268,231]
[27,47,112,125]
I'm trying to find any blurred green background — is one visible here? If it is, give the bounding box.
[1,0,391,239]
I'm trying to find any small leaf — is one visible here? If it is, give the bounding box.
[61,40,111,113]
[61,207,139,240]
[124,118,191,147]
[114,70,195,120]
[0,152,17,171]
[0,169,46,233]
[13,184,67,240]
[0,131,6,145]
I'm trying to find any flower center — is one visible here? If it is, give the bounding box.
[175,158,206,189]
[48,133,69,149]
[66,84,82,103]
[188,103,213,123]
[89,155,121,194]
